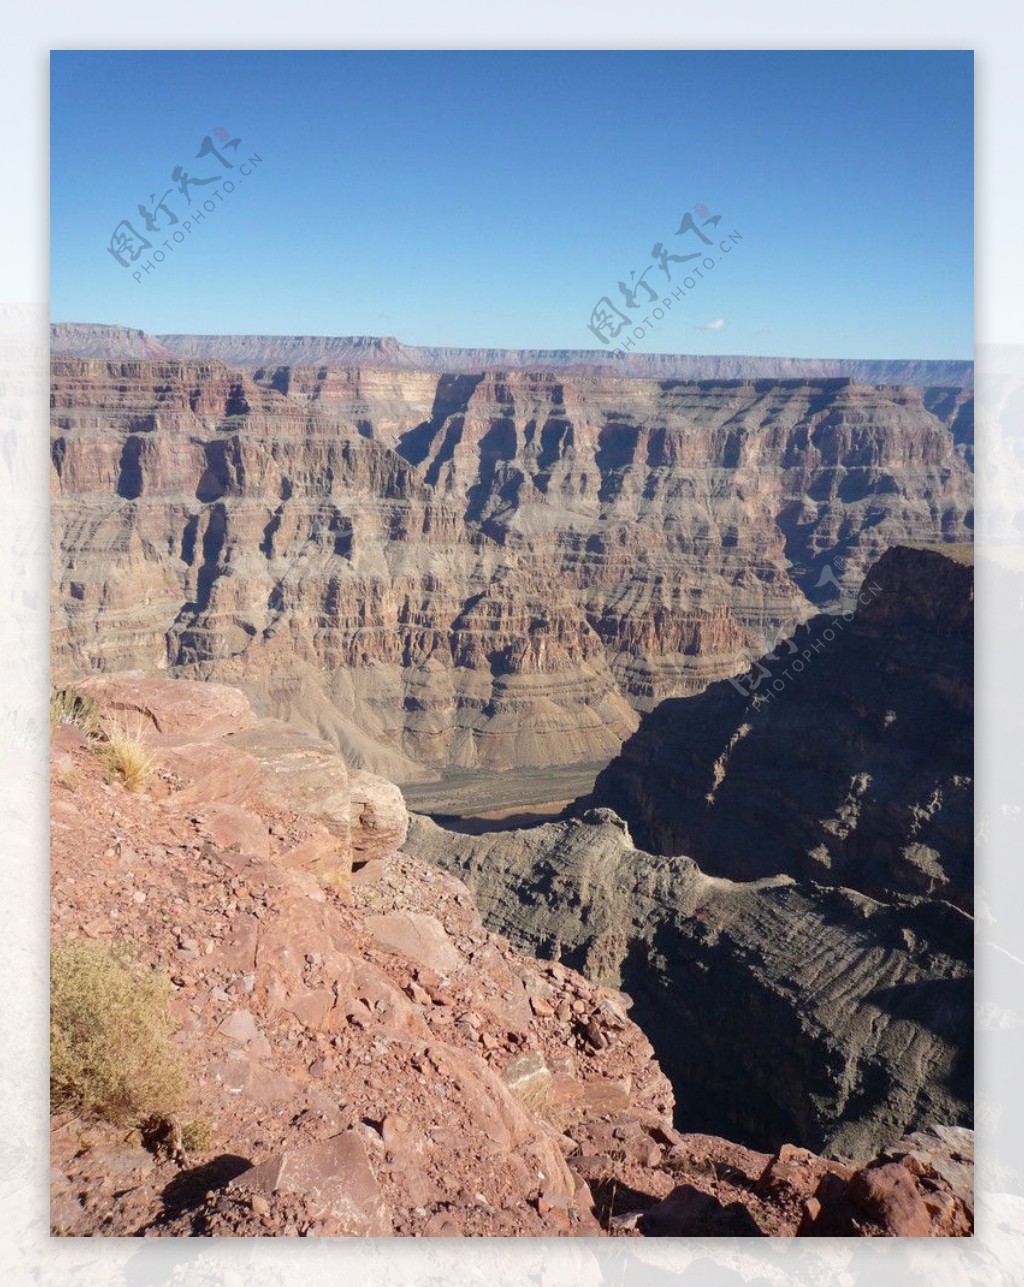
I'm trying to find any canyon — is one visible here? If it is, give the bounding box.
[52,322,974,387]
[50,330,973,787]
[50,676,973,1237]
[414,546,974,1161]
[591,544,974,910]
[49,326,975,1237]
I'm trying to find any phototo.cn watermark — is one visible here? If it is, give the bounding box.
[586,203,743,353]
[106,126,263,283]
[729,554,883,706]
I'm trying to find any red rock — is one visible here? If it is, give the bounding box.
[209,1054,298,1106]
[230,1130,391,1235]
[203,803,270,858]
[79,676,257,742]
[364,911,461,975]
[847,1162,934,1237]
[798,1159,936,1237]
[217,1008,262,1046]
[349,770,408,863]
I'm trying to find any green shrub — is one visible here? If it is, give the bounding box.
[50,940,186,1126]
[181,1118,214,1154]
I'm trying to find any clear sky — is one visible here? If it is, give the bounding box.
[50,50,973,359]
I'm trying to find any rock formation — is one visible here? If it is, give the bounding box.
[408,548,973,1162]
[51,349,972,779]
[51,321,974,387]
[50,357,636,779]
[407,806,971,1161]
[49,676,973,1237]
[50,678,656,1236]
[589,544,974,911]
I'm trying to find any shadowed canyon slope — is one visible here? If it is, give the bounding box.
[50,677,973,1237]
[590,545,974,912]
[51,349,972,779]
[409,807,972,1160]
[410,550,974,1158]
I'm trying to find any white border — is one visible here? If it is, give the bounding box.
[6,9,1021,1283]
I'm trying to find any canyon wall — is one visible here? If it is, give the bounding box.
[407,807,972,1159]
[589,545,974,912]
[51,352,972,778]
[410,550,974,1157]
[51,676,974,1236]
[50,358,635,780]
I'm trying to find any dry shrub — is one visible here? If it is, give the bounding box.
[99,723,154,791]
[50,686,101,737]
[50,940,186,1126]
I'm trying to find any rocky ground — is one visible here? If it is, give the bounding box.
[50,677,973,1238]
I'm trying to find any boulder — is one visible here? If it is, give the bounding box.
[799,1159,936,1237]
[364,911,462,975]
[228,1130,391,1235]
[79,675,258,741]
[349,769,409,864]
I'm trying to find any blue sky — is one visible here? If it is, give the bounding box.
[50,50,973,359]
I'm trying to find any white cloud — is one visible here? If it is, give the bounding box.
[698,319,726,331]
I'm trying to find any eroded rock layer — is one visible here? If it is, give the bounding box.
[50,358,636,779]
[407,807,972,1160]
[51,355,972,776]
[407,548,974,1159]
[51,321,975,387]
[50,676,973,1237]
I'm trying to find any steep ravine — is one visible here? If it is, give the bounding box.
[50,676,974,1237]
[407,809,972,1160]
[589,544,974,912]
[407,549,974,1159]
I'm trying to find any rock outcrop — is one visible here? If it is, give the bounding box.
[49,678,660,1237]
[589,545,974,911]
[51,353,972,778]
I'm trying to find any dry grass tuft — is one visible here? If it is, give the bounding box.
[99,723,155,792]
[50,940,187,1127]
[50,686,101,737]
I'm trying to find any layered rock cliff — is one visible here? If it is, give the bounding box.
[407,808,972,1161]
[407,547,974,1161]
[589,545,974,912]
[51,353,973,778]
[50,358,636,779]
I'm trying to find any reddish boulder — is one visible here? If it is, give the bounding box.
[228,1130,391,1236]
[799,1159,935,1237]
